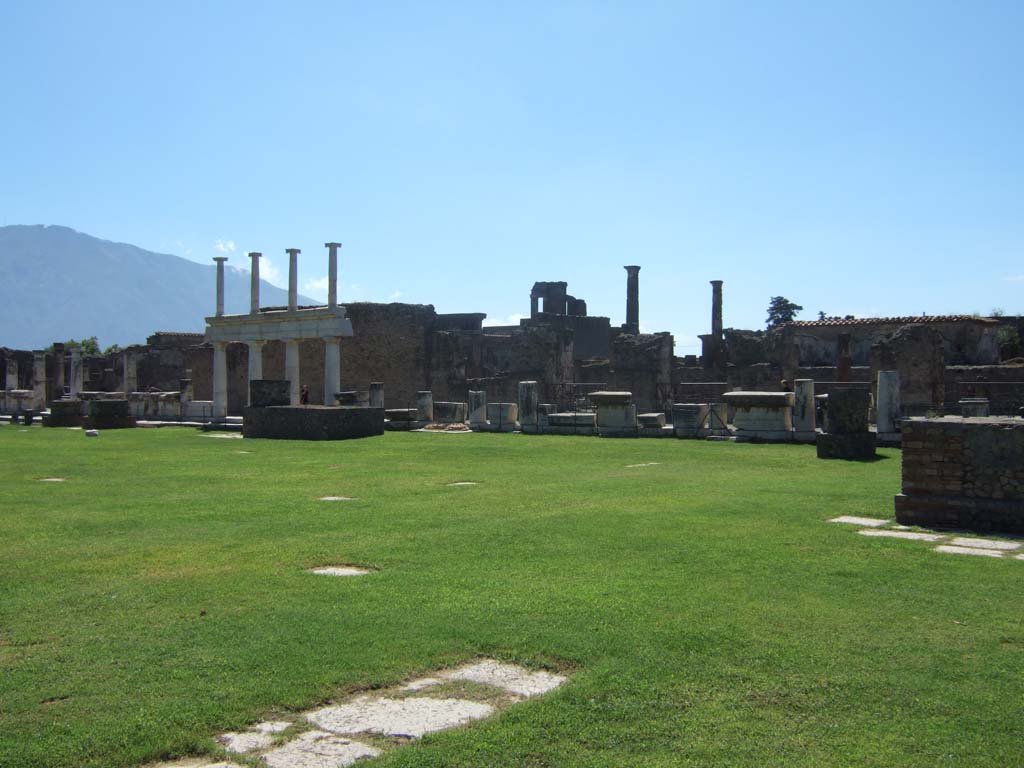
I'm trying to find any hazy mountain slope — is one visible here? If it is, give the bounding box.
[0,225,316,349]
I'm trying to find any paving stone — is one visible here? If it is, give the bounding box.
[399,677,443,692]
[319,496,355,502]
[858,529,943,542]
[217,731,273,753]
[949,537,1021,551]
[935,545,1004,558]
[444,659,566,697]
[1016,554,1024,561]
[447,481,478,486]
[39,477,65,482]
[829,516,890,527]
[254,720,292,734]
[307,696,494,738]
[309,567,371,577]
[262,730,379,768]
[625,462,661,468]
[203,433,243,439]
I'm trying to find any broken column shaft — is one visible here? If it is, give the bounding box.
[286,248,301,311]
[213,256,228,317]
[710,280,723,340]
[624,265,640,334]
[249,252,261,314]
[325,242,341,309]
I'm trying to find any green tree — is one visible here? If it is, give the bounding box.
[46,337,101,355]
[766,296,803,328]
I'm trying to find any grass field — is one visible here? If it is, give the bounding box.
[1,426,1022,767]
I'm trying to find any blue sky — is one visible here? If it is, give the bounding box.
[2,1,1021,353]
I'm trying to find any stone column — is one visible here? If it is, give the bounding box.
[249,251,261,314]
[69,347,82,397]
[212,342,228,419]
[836,333,852,383]
[123,351,138,394]
[793,379,816,438]
[468,390,487,426]
[530,292,539,319]
[6,357,18,390]
[324,337,341,405]
[285,340,300,405]
[213,256,228,317]
[179,377,193,420]
[624,265,640,334]
[325,242,341,309]
[369,382,384,409]
[247,340,264,405]
[32,352,47,410]
[518,380,538,432]
[710,280,724,340]
[876,371,900,433]
[53,343,66,398]
[286,248,300,311]
[416,391,433,422]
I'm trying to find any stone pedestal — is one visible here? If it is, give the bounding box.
[518,380,539,433]
[86,399,136,429]
[816,388,875,460]
[876,370,900,435]
[959,398,990,418]
[544,412,597,435]
[597,404,638,437]
[793,379,816,441]
[468,390,487,427]
[416,391,434,422]
[285,340,300,406]
[722,391,794,442]
[44,399,83,427]
[672,403,707,438]
[484,402,518,432]
[369,382,384,409]
[433,402,467,424]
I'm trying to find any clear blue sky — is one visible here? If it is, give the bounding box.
[3,1,1021,352]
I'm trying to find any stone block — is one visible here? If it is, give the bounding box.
[433,401,467,424]
[597,403,637,436]
[825,388,871,434]
[385,408,417,422]
[468,391,487,425]
[637,412,665,428]
[518,381,539,431]
[86,399,135,429]
[588,391,632,406]
[959,398,990,417]
[334,390,362,406]
[416,391,433,422]
[250,380,290,408]
[43,399,84,427]
[485,402,518,431]
[546,412,597,429]
[243,405,384,440]
[876,370,900,432]
[672,403,706,438]
[369,382,384,409]
[793,379,815,433]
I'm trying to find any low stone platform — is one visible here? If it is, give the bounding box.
[43,400,84,427]
[723,391,794,442]
[243,406,384,440]
[86,399,136,429]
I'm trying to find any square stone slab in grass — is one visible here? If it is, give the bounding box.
[400,677,443,692]
[217,731,273,753]
[253,720,292,734]
[858,530,943,542]
[309,567,371,577]
[447,481,478,486]
[39,477,66,482]
[262,730,380,768]
[949,536,1021,551]
[829,516,890,527]
[935,545,1004,558]
[444,659,567,697]
[307,696,494,738]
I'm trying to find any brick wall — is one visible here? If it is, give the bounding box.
[944,365,1024,415]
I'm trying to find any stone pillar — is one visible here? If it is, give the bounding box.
[369,382,384,409]
[249,251,261,314]
[286,248,300,311]
[876,371,900,433]
[69,347,82,397]
[212,342,228,419]
[285,340,300,405]
[416,391,433,422]
[518,380,539,432]
[324,337,341,406]
[179,378,193,414]
[53,343,66,398]
[468,390,487,426]
[32,352,47,410]
[793,379,816,439]
[123,351,137,394]
[247,340,264,405]
[624,265,640,334]
[530,292,539,319]
[325,242,341,309]
[6,357,19,390]
[213,256,228,317]
[836,333,852,383]
[710,280,723,340]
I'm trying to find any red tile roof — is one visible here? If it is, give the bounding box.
[783,315,995,328]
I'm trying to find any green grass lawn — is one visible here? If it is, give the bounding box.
[1,426,1022,767]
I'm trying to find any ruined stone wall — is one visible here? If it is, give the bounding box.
[944,364,1024,415]
[871,325,946,416]
[607,332,673,412]
[896,418,1024,534]
[466,326,574,406]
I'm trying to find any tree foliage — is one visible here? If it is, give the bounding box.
[766,296,803,328]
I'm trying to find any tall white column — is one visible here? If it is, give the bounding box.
[325,242,341,309]
[249,251,261,314]
[286,248,300,311]
[324,336,341,405]
[212,342,228,419]
[69,347,82,397]
[877,370,901,433]
[793,379,816,434]
[213,256,228,316]
[123,352,137,394]
[285,339,300,405]
[32,352,46,409]
[247,340,264,405]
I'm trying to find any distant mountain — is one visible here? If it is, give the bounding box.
[0,225,317,349]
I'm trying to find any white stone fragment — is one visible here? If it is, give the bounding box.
[1016,554,1024,561]
[830,516,890,527]
[949,537,1021,551]
[400,677,443,692]
[254,720,292,734]
[203,432,243,439]
[309,567,371,577]
[858,529,943,542]
[935,545,1004,558]
[319,496,355,501]
[444,659,566,697]
[262,730,379,768]
[85,429,99,437]
[39,477,65,482]
[447,481,478,486]
[625,462,661,468]
[307,696,494,738]
[217,731,273,753]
